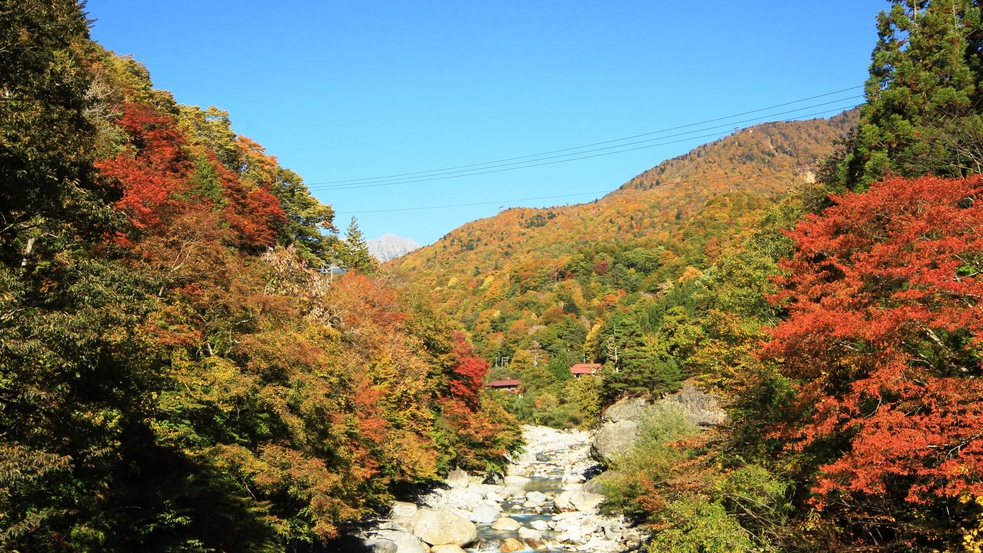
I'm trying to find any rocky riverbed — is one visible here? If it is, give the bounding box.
[357,425,645,552]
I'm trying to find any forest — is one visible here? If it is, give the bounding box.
[5,0,983,552]
[0,3,521,551]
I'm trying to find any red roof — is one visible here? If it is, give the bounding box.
[485,379,521,388]
[570,363,601,375]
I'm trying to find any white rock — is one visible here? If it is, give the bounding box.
[469,504,501,524]
[410,508,477,547]
[446,468,469,488]
[491,517,522,531]
[504,475,531,488]
[530,519,549,532]
[370,530,429,553]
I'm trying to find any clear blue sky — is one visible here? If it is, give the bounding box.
[84,1,886,246]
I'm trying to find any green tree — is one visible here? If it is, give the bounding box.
[339,216,377,273]
[0,0,119,266]
[836,0,983,190]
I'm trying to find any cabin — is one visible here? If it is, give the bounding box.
[484,379,521,393]
[569,363,602,378]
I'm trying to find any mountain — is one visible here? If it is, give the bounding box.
[368,233,421,261]
[390,110,857,364]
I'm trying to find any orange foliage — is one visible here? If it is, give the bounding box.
[763,174,983,506]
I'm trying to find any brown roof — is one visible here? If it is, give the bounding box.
[570,363,602,375]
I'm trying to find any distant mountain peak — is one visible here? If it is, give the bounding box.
[367,234,421,262]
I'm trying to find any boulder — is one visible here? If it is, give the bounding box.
[391,501,418,522]
[499,537,527,552]
[469,503,501,524]
[491,517,522,531]
[504,475,531,488]
[663,380,727,426]
[590,419,639,464]
[431,546,466,553]
[602,397,648,423]
[446,468,470,488]
[554,487,604,513]
[361,538,398,553]
[370,530,429,553]
[410,508,477,547]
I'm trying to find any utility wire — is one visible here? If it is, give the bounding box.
[334,106,847,217]
[308,101,859,191]
[307,86,862,190]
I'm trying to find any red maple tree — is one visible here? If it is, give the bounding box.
[763,174,983,507]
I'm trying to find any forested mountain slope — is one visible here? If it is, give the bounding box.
[390,111,856,371]
[396,111,854,282]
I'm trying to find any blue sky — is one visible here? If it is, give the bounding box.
[85,1,885,245]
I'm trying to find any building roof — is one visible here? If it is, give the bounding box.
[570,363,602,375]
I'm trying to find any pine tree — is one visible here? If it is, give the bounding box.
[339,216,376,273]
[835,0,983,191]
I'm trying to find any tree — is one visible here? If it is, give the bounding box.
[0,0,119,266]
[761,174,983,548]
[339,216,376,273]
[836,0,983,190]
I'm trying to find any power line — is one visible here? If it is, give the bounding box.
[335,150,830,217]
[306,86,862,190]
[308,101,860,191]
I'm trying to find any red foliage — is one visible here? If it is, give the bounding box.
[96,103,194,229]
[448,332,488,408]
[762,174,983,505]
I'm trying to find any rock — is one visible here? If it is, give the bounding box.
[446,490,483,509]
[410,508,477,547]
[446,468,470,488]
[485,491,507,502]
[525,491,548,504]
[530,519,549,531]
[469,503,501,524]
[391,501,418,521]
[535,452,550,462]
[503,485,526,498]
[491,517,522,531]
[663,380,727,426]
[518,527,541,541]
[370,530,429,553]
[483,472,505,485]
[602,397,648,423]
[499,537,527,552]
[590,419,639,464]
[431,546,466,553]
[361,537,399,553]
[555,487,604,513]
[504,475,531,488]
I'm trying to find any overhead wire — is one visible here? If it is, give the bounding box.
[333,103,855,217]
[306,86,863,191]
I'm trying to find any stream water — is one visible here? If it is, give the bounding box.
[470,477,564,550]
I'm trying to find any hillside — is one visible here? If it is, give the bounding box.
[390,112,856,365]
[395,111,854,281]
